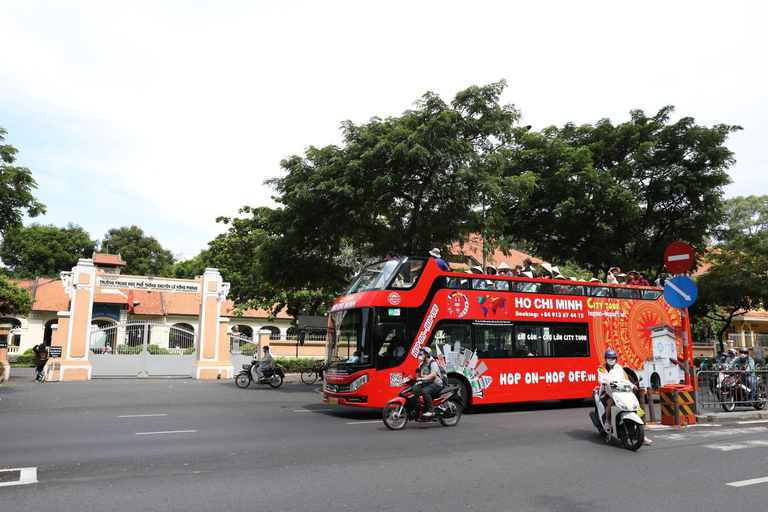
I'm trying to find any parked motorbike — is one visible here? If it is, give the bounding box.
[719,371,766,412]
[589,380,644,451]
[235,361,285,389]
[382,374,462,430]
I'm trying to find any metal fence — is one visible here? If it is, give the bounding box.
[727,333,768,347]
[695,368,768,412]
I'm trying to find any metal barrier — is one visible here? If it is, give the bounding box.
[695,368,768,412]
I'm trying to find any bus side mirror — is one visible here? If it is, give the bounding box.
[299,331,306,346]
[374,323,385,342]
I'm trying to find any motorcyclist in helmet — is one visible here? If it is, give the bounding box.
[597,349,636,432]
[724,347,738,367]
[413,347,444,419]
[730,348,756,401]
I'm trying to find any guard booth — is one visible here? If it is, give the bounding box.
[637,324,686,391]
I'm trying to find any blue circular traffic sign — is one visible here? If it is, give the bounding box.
[663,276,698,309]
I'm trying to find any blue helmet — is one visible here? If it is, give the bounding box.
[419,347,432,357]
[604,350,617,359]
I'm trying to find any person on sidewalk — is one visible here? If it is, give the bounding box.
[33,343,48,382]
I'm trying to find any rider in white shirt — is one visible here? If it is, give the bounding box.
[597,349,634,432]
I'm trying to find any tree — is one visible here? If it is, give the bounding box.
[691,196,768,351]
[99,226,175,277]
[171,250,213,280]
[501,107,741,278]
[215,81,534,316]
[0,275,33,316]
[0,126,46,234]
[0,223,96,278]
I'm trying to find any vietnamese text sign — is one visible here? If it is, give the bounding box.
[97,275,201,293]
[48,346,63,358]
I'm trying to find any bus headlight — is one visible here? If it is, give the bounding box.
[350,374,369,392]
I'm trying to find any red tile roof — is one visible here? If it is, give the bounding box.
[447,234,546,269]
[92,253,127,268]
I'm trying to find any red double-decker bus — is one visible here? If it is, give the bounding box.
[322,257,685,410]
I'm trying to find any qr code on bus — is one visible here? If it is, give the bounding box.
[390,373,403,387]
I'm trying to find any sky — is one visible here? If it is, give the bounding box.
[1,1,766,257]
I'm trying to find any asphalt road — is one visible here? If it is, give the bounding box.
[1,368,767,512]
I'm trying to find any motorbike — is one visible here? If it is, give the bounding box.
[382,374,462,430]
[589,380,644,451]
[719,371,766,412]
[235,360,285,389]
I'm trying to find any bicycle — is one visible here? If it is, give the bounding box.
[301,359,326,384]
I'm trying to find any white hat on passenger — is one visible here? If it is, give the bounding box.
[497,262,511,270]
[471,266,484,274]
[521,271,534,278]
[589,277,601,283]
[429,248,441,258]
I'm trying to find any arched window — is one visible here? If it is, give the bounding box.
[0,317,22,346]
[232,324,253,338]
[263,326,281,340]
[170,323,196,352]
[44,319,58,347]
[91,319,117,353]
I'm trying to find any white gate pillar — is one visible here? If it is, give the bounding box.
[193,268,233,379]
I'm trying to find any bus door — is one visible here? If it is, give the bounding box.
[373,310,409,399]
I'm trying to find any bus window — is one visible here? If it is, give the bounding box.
[551,323,590,357]
[375,321,408,370]
[515,281,540,293]
[643,290,662,300]
[589,286,612,297]
[390,259,427,289]
[432,322,471,355]
[446,276,471,289]
[515,324,547,357]
[473,324,514,358]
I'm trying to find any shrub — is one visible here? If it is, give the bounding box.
[16,348,35,365]
[116,344,142,355]
[274,357,316,374]
[183,346,195,355]
[146,344,170,355]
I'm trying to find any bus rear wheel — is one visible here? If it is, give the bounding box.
[448,377,471,413]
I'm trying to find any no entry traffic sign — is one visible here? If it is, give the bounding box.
[664,241,694,274]
[663,276,698,309]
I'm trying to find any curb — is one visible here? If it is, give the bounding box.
[696,410,768,424]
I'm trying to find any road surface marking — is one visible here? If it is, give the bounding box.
[346,420,382,425]
[736,419,768,424]
[119,414,168,418]
[704,439,768,451]
[294,409,334,413]
[135,430,197,435]
[727,476,768,487]
[0,468,37,487]
[668,254,690,262]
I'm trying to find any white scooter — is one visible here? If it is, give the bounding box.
[589,380,645,451]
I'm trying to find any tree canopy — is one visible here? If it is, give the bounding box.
[0,223,96,278]
[690,196,768,350]
[0,276,33,316]
[99,226,175,277]
[214,81,534,316]
[502,107,740,278]
[0,126,46,234]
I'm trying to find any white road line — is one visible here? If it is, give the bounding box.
[727,476,768,487]
[135,430,197,436]
[346,420,382,425]
[294,409,334,413]
[736,419,768,424]
[0,467,38,487]
[119,414,168,418]
[654,426,767,441]
[704,440,768,451]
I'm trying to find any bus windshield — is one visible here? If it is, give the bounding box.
[344,258,427,295]
[327,308,374,370]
